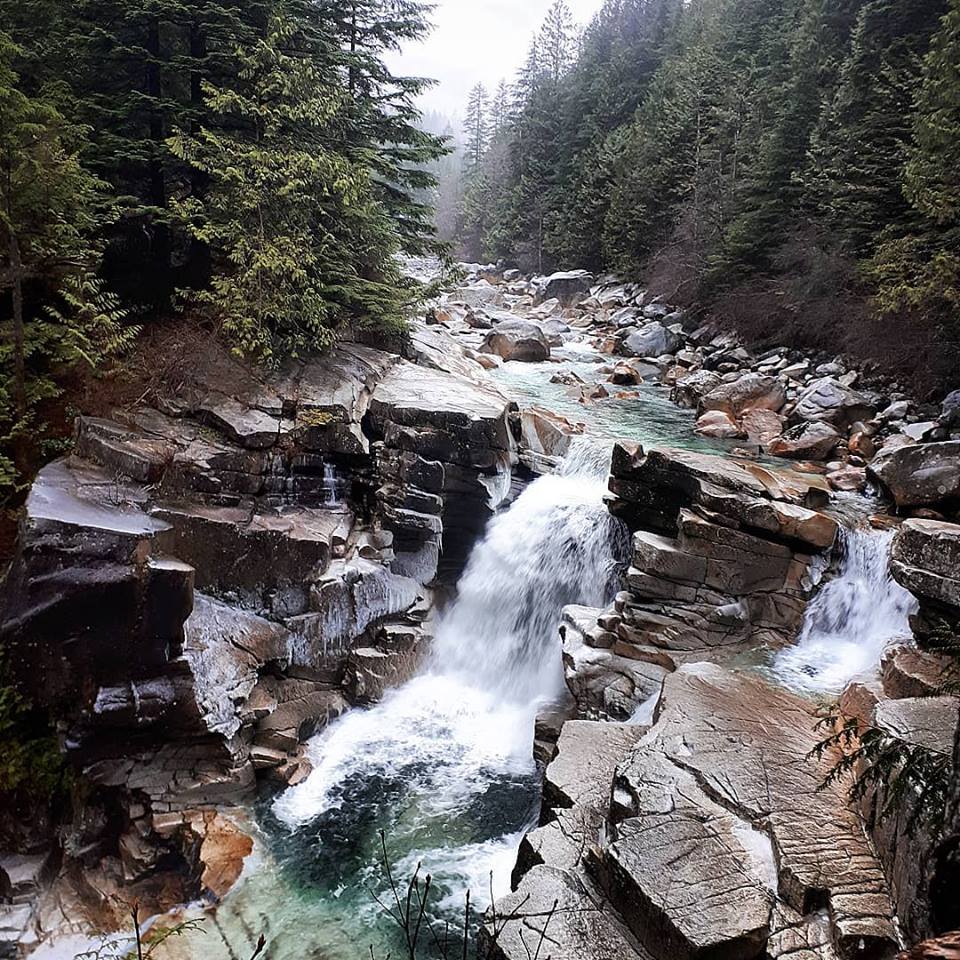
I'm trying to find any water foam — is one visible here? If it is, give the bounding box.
[272,438,628,924]
[772,527,918,693]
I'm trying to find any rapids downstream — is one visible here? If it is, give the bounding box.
[155,326,916,960]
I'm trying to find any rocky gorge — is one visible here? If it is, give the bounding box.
[1,262,959,960]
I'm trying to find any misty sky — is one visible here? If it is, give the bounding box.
[390,0,604,125]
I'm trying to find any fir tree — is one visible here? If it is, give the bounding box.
[463,83,489,169]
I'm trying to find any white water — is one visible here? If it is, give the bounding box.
[773,528,918,694]
[272,439,628,931]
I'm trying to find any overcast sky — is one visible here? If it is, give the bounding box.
[389,0,604,126]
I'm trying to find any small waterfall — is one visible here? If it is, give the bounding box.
[322,460,341,507]
[271,438,627,931]
[773,527,918,693]
[432,438,628,701]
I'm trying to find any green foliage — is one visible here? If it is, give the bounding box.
[0,664,67,803]
[170,12,410,365]
[0,30,134,502]
[812,706,956,837]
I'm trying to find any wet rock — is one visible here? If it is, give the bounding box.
[767,422,842,460]
[621,322,681,359]
[701,373,786,418]
[869,442,960,509]
[481,319,551,362]
[607,664,898,960]
[517,406,584,473]
[826,464,867,492]
[890,519,960,614]
[882,646,953,699]
[695,410,743,439]
[790,377,875,429]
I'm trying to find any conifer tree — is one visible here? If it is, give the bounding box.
[169,13,408,366]
[463,83,489,169]
[0,32,131,494]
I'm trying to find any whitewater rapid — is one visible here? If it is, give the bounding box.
[272,439,628,922]
[772,526,918,693]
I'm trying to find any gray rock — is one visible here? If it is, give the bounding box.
[869,441,960,508]
[891,518,960,610]
[702,373,786,417]
[481,319,551,363]
[536,270,595,306]
[791,377,875,428]
[767,421,842,461]
[621,322,681,359]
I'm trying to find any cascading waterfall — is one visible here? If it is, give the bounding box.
[269,439,628,949]
[772,527,918,694]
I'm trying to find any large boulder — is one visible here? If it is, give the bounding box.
[621,322,681,359]
[672,370,722,409]
[767,421,842,460]
[481,319,550,363]
[701,373,786,418]
[517,406,584,473]
[790,376,875,428]
[869,441,960,509]
[535,269,594,306]
[891,519,960,612]
[606,664,898,960]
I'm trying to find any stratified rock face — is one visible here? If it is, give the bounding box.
[606,664,898,960]
[596,444,835,675]
[891,519,960,634]
[870,443,960,510]
[0,334,513,885]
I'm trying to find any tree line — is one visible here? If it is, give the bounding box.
[0,0,444,501]
[456,0,960,390]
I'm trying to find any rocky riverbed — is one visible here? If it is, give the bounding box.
[1,263,958,960]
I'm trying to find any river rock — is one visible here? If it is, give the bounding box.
[605,664,898,960]
[518,406,584,473]
[742,409,784,447]
[882,645,954,699]
[536,270,594,306]
[621,322,681,359]
[454,280,506,309]
[790,377,875,429]
[869,441,960,509]
[767,422,842,460]
[481,319,550,362]
[671,370,722,409]
[695,410,743,439]
[701,373,786,418]
[891,519,960,622]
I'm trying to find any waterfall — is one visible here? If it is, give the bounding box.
[271,439,628,924]
[772,527,918,694]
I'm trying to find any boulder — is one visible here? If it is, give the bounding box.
[882,645,953,699]
[454,280,506,309]
[890,519,960,610]
[607,664,898,960]
[869,441,960,509]
[701,373,786,418]
[672,370,722,410]
[621,322,681,359]
[536,270,595,306]
[790,377,875,429]
[695,410,743,440]
[767,422,842,460]
[940,390,960,427]
[481,320,550,363]
[742,409,784,447]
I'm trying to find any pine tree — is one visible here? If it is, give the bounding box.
[169,12,408,366]
[490,80,511,138]
[463,83,489,169]
[0,32,132,496]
